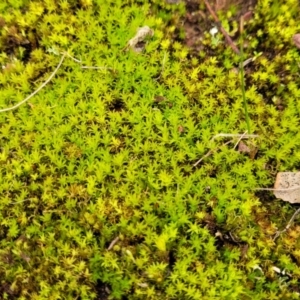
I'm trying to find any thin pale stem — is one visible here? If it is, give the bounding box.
[239,29,251,133]
[211,133,258,140]
[193,140,233,167]
[0,53,66,113]
[108,236,120,250]
[233,131,248,150]
[203,0,240,54]
[255,186,300,192]
[273,208,300,241]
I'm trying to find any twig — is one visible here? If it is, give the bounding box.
[233,131,247,150]
[243,57,254,68]
[10,199,32,204]
[239,16,251,133]
[63,51,112,70]
[0,51,115,113]
[203,0,240,54]
[81,66,113,70]
[108,236,120,250]
[193,139,233,167]
[0,53,66,113]
[273,207,300,241]
[255,186,300,192]
[63,51,82,63]
[229,231,240,244]
[194,131,258,167]
[211,133,259,141]
[137,283,148,288]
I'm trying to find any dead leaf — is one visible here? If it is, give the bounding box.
[249,147,258,160]
[237,141,258,159]
[238,141,250,153]
[242,11,253,22]
[274,172,300,203]
[178,125,184,133]
[20,252,31,263]
[0,17,5,28]
[240,244,249,259]
[292,34,300,49]
[154,95,166,103]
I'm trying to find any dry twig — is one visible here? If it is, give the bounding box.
[81,65,113,70]
[255,186,300,192]
[211,133,259,141]
[108,236,120,250]
[233,131,248,150]
[203,0,240,54]
[193,140,233,167]
[63,51,82,63]
[273,207,300,241]
[0,51,115,113]
[0,53,66,113]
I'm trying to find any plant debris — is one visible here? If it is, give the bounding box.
[292,34,300,49]
[273,172,300,203]
[125,26,154,52]
[237,141,258,159]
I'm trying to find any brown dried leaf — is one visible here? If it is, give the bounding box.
[274,172,300,203]
[20,252,31,263]
[249,147,258,160]
[237,141,258,159]
[292,34,300,49]
[242,11,253,22]
[154,95,166,102]
[238,141,250,153]
[0,17,5,28]
[178,125,184,133]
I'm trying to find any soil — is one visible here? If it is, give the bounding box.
[183,0,257,53]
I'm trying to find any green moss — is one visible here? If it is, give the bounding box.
[0,0,300,299]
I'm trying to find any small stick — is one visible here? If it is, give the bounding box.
[233,131,248,150]
[242,57,254,68]
[63,51,112,70]
[137,283,148,288]
[273,207,300,241]
[108,236,120,250]
[62,51,82,63]
[193,139,233,167]
[0,53,66,113]
[81,66,113,70]
[211,133,259,141]
[0,51,115,113]
[255,186,300,192]
[203,0,240,54]
[229,231,239,243]
[10,199,31,204]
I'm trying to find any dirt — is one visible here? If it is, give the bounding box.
[183,0,257,53]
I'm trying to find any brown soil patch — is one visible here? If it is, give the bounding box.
[183,0,257,53]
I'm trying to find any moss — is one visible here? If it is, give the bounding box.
[0,0,300,299]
